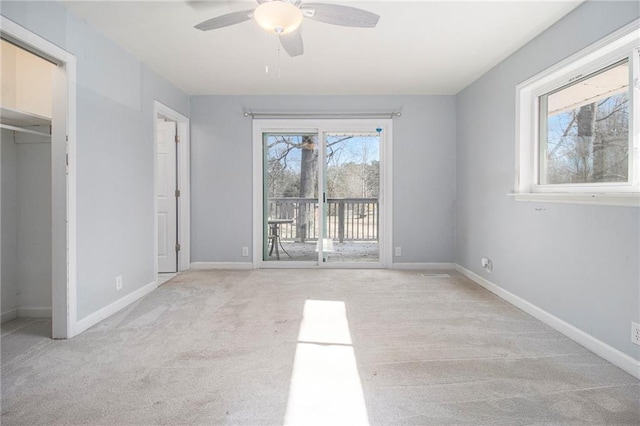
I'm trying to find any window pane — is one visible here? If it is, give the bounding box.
[324,132,380,264]
[540,59,629,185]
[264,133,318,261]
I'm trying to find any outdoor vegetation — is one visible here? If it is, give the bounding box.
[543,61,629,185]
[266,134,379,199]
[265,133,380,243]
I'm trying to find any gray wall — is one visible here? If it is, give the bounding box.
[16,137,52,312]
[1,130,51,317]
[1,2,189,320]
[190,96,456,264]
[455,1,640,360]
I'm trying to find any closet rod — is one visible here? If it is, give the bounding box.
[0,123,51,138]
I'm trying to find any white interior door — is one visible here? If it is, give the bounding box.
[156,119,177,273]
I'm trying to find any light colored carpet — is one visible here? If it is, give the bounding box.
[1,269,639,425]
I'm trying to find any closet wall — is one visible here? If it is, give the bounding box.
[1,128,19,317]
[1,39,54,322]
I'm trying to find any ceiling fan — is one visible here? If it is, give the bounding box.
[194,0,380,57]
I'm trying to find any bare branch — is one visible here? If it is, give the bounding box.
[548,113,577,157]
[595,97,628,122]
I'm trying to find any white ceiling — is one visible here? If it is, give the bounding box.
[62,0,583,95]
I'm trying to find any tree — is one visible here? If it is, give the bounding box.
[593,95,629,182]
[575,103,596,182]
[298,135,317,241]
[546,93,628,184]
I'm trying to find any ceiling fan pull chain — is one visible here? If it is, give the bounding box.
[277,38,282,78]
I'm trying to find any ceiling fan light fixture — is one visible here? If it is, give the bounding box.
[254,1,303,35]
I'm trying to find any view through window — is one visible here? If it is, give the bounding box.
[539,59,630,185]
[264,131,380,263]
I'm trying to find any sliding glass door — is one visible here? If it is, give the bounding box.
[255,119,391,267]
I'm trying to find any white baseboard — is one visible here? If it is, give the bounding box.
[190,262,254,270]
[392,262,455,270]
[1,308,18,324]
[17,307,52,318]
[191,262,456,271]
[74,280,157,335]
[455,264,640,380]
[189,262,456,271]
[2,307,52,323]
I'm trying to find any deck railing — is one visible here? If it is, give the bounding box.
[268,197,379,242]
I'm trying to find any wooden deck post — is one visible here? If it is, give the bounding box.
[338,200,345,243]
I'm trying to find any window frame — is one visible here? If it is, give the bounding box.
[515,19,640,207]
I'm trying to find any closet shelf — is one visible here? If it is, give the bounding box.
[1,106,51,138]
[0,123,50,138]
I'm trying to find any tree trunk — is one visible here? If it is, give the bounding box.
[575,103,596,182]
[298,136,317,242]
[576,103,597,182]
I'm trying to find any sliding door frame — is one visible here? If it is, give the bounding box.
[252,118,393,268]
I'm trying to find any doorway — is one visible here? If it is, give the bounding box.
[153,102,190,276]
[253,119,392,268]
[0,16,77,338]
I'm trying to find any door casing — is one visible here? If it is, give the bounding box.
[153,101,190,275]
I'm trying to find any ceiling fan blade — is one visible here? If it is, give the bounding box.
[194,9,254,31]
[256,0,302,5]
[279,27,304,57]
[186,1,213,10]
[187,1,234,10]
[301,3,379,28]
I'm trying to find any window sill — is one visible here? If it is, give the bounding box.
[509,192,640,207]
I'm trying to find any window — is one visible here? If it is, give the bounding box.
[515,20,639,206]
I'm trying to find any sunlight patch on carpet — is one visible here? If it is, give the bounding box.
[284,300,369,426]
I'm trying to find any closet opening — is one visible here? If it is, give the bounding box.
[1,16,76,339]
[1,39,55,334]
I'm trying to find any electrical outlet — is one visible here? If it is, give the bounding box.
[632,321,640,345]
[115,275,123,291]
[395,247,401,257]
[242,247,249,257]
[481,257,493,272]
